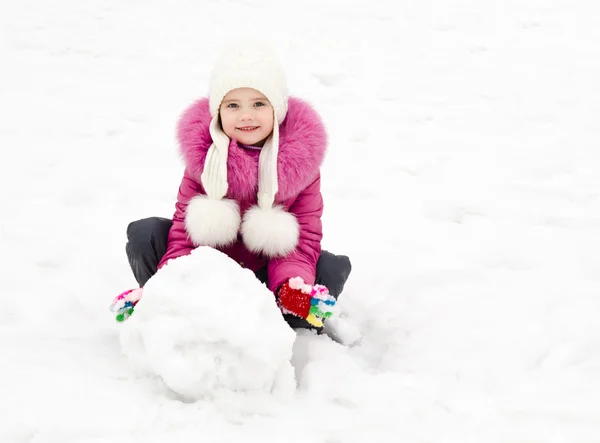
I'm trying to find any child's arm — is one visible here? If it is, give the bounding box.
[267,175,323,292]
[157,169,204,269]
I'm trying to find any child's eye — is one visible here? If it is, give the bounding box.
[225,103,238,109]
[254,102,265,107]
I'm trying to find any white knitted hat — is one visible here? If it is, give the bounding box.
[185,40,299,257]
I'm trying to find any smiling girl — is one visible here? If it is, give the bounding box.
[118,41,352,331]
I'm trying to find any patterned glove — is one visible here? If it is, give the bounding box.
[277,277,336,328]
[110,288,143,322]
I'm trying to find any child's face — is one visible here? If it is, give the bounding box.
[219,88,274,146]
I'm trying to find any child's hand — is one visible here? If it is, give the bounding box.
[277,277,336,328]
[110,288,143,322]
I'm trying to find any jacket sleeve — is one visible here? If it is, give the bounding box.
[267,175,324,292]
[157,169,203,269]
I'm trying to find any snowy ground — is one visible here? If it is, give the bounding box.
[2,0,600,441]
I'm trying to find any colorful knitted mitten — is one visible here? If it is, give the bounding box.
[277,277,336,328]
[110,288,143,322]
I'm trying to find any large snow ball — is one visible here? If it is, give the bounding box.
[119,247,296,399]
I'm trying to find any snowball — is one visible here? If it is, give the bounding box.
[119,247,296,399]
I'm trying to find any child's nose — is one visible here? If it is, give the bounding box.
[240,112,253,121]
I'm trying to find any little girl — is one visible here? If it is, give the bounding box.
[118,41,352,331]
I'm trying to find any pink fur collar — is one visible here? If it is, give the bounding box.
[177,97,327,203]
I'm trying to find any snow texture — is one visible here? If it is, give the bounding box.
[120,247,296,399]
[2,0,600,441]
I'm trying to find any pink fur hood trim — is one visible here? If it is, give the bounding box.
[176,97,327,203]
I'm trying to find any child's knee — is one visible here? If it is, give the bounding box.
[127,217,172,242]
[338,255,352,280]
[316,251,352,299]
[319,251,351,278]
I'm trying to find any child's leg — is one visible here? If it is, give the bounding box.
[125,217,173,287]
[315,250,352,299]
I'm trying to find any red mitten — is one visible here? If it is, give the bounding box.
[277,277,336,328]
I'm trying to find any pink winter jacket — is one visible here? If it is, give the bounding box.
[157,97,328,293]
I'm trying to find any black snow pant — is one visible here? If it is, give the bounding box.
[125,217,352,331]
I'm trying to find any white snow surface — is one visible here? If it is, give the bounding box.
[120,247,296,399]
[2,0,600,442]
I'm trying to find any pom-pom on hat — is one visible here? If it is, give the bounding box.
[184,39,299,258]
